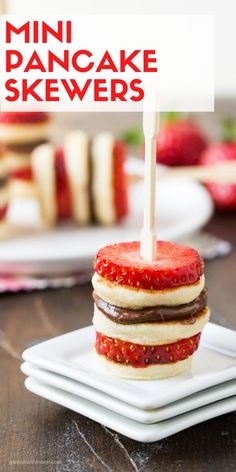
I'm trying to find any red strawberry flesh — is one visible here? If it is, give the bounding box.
[55,148,72,220]
[0,204,8,221]
[10,167,33,181]
[200,143,236,211]
[95,241,203,290]
[0,112,49,125]
[113,141,128,221]
[96,332,201,367]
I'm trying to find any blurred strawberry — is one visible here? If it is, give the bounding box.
[122,114,207,166]
[200,119,236,211]
[156,113,207,166]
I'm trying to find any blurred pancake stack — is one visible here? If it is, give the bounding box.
[32,131,128,227]
[0,112,52,198]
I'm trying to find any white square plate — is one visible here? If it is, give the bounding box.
[21,362,236,424]
[22,322,236,409]
[25,376,236,443]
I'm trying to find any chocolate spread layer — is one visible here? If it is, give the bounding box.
[93,289,207,324]
[0,176,8,189]
[7,140,48,154]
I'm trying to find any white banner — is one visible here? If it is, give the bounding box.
[0,14,214,112]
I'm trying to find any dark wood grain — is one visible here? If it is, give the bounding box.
[0,212,236,472]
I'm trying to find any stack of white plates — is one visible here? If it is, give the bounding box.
[22,322,236,442]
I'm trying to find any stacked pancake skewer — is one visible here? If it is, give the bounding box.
[92,107,210,379]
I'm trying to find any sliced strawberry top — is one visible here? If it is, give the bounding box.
[0,112,49,125]
[95,241,203,290]
[55,148,72,220]
[113,141,128,221]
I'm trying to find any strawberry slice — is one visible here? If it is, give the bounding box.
[0,204,8,221]
[113,141,128,221]
[96,332,201,367]
[10,167,33,181]
[55,148,72,220]
[95,241,203,290]
[0,112,49,124]
[200,142,236,211]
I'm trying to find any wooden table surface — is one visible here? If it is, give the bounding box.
[0,212,236,472]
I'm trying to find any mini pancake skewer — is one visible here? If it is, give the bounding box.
[92,104,210,379]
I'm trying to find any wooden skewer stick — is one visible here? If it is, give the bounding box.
[163,161,236,184]
[140,109,159,261]
[127,161,236,186]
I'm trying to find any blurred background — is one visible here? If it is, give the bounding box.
[0,0,235,294]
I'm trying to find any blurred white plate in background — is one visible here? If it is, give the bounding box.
[0,159,213,275]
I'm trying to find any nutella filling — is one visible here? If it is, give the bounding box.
[93,289,207,324]
[6,140,48,154]
[0,176,8,189]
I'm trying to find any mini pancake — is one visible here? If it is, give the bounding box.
[91,132,128,225]
[32,143,56,227]
[32,132,91,226]
[96,353,192,380]
[93,305,210,345]
[92,273,205,309]
[63,130,91,225]
[0,112,52,145]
